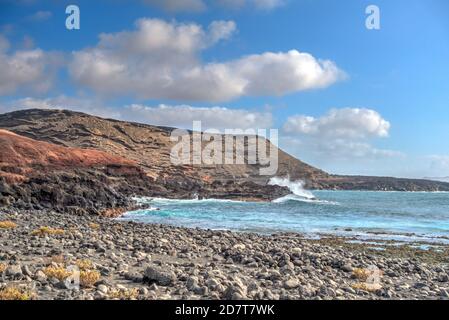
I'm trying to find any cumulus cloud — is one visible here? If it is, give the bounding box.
[252,0,285,9]
[26,10,52,22]
[283,108,390,139]
[0,35,62,96]
[0,96,273,131]
[142,0,206,12]
[0,96,120,119]
[69,18,343,102]
[218,0,284,10]
[143,0,284,12]
[124,103,273,130]
[281,108,400,160]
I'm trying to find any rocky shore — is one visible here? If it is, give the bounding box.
[1,209,448,300]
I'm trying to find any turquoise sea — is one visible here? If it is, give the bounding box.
[121,181,449,244]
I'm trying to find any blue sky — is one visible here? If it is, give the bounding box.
[1,0,449,178]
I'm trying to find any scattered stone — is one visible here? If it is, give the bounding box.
[144,265,175,286]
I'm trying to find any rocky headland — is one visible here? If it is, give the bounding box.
[1,108,449,300]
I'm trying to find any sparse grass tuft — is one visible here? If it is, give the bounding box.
[75,259,93,271]
[352,268,372,281]
[42,266,72,281]
[0,263,7,273]
[89,223,100,230]
[351,282,381,292]
[108,288,139,300]
[79,270,100,288]
[31,226,65,236]
[0,221,18,229]
[0,287,33,300]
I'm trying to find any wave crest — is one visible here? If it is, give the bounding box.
[268,176,315,199]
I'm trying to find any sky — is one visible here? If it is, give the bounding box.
[0,0,448,178]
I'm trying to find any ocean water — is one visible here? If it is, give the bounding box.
[121,179,449,244]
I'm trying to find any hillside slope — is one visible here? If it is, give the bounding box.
[0,127,290,214]
[0,129,160,214]
[1,108,449,192]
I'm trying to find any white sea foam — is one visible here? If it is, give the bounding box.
[268,176,316,199]
[139,197,247,204]
[268,176,315,199]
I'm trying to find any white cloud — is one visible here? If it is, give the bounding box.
[124,103,273,130]
[281,108,400,161]
[142,0,206,12]
[250,0,284,10]
[219,0,284,10]
[143,0,284,12]
[26,10,52,22]
[0,35,61,96]
[0,35,9,52]
[0,96,120,119]
[208,20,237,44]
[0,97,273,131]
[283,108,390,139]
[69,18,343,102]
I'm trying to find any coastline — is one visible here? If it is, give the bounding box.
[1,208,448,300]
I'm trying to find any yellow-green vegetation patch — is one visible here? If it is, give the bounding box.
[0,220,18,229]
[80,270,101,288]
[31,226,65,236]
[108,288,139,300]
[42,265,73,281]
[351,282,382,292]
[89,222,100,230]
[352,268,372,281]
[75,259,93,271]
[0,287,34,300]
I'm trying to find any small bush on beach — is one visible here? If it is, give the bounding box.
[351,282,381,292]
[0,287,33,300]
[0,221,18,229]
[31,226,65,236]
[75,259,93,271]
[108,288,139,300]
[42,266,72,281]
[352,268,371,281]
[89,223,100,230]
[0,263,7,273]
[79,270,100,288]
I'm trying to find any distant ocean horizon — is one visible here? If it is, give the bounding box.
[121,179,449,246]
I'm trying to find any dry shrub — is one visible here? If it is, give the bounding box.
[79,270,100,288]
[352,268,372,281]
[0,263,6,273]
[31,226,65,236]
[42,266,72,281]
[75,259,93,271]
[109,288,139,300]
[0,287,33,300]
[0,221,18,229]
[89,223,100,230]
[351,282,382,292]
